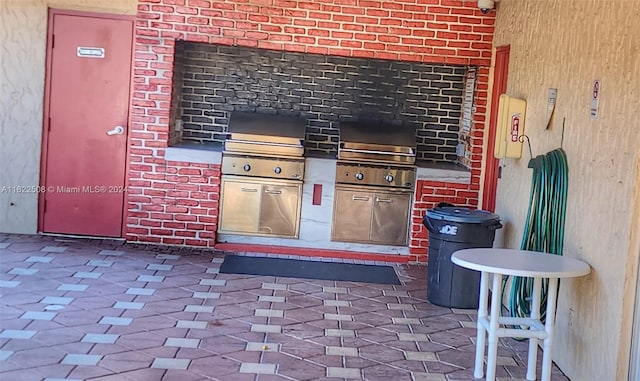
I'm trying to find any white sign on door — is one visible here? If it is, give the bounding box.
[77,47,105,58]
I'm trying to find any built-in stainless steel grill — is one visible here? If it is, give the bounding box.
[218,112,306,238]
[338,122,416,165]
[332,122,417,246]
[335,122,417,189]
[222,112,305,179]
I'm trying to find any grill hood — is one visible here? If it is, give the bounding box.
[224,112,306,157]
[338,122,417,165]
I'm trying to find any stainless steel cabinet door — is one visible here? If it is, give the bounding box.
[218,178,261,234]
[371,192,411,245]
[260,183,302,237]
[331,188,373,243]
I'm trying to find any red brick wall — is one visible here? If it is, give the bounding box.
[136,0,494,65]
[127,160,220,246]
[409,178,481,262]
[128,0,495,261]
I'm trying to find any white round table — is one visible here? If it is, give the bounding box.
[451,248,590,381]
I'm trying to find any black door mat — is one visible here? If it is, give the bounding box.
[219,255,401,285]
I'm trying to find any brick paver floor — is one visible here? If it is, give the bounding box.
[0,234,569,380]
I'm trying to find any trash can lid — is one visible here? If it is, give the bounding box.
[426,206,500,223]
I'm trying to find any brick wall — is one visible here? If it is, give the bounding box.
[127,160,220,246]
[409,178,481,262]
[177,42,466,162]
[129,0,494,261]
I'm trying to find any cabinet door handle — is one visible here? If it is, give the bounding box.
[264,189,282,195]
[352,196,370,201]
[241,188,258,192]
[376,198,393,203]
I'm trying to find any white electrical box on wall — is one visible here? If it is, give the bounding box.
[494,95,527,159]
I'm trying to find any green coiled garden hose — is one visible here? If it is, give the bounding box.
[506,148,569,321]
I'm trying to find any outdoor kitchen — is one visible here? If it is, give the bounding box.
[159,41,475,257]
[125,1,493,262]
[2,1,636,380]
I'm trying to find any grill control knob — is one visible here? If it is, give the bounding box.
[274,166,282,174]
[243,164,251,172]
[355,172,364,181]
[385,174,394,183]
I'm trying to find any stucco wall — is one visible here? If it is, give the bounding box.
[0,0,136,234]
[490,0,640,379]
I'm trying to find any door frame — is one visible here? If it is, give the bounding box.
[482,45,510,212]
[38,8,135,237]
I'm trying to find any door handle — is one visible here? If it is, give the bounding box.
[240,188,258,192]
[376,198,393,203]
[106,126,124,136]
[352,196,370,201]
[265,189,282,195]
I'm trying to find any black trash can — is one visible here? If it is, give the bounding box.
[423,206,502,309]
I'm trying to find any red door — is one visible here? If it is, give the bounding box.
[41,12,133,237]
[482,46,510,212]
